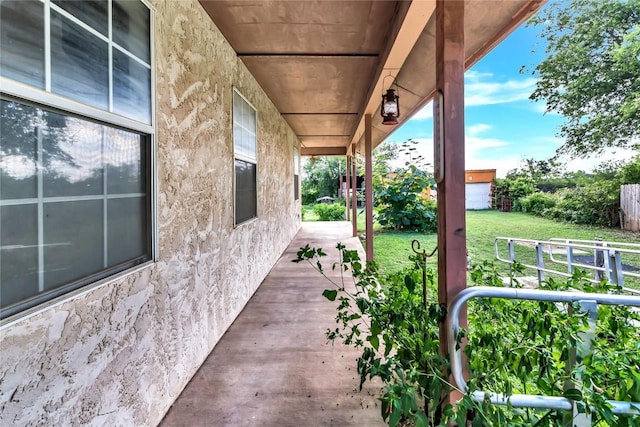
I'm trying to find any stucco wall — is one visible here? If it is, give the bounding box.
[0,1,301,425]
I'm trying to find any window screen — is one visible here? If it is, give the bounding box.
[233,91,257,225]
[0,0,153,318]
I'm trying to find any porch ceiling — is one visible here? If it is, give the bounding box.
[199,0,544,156]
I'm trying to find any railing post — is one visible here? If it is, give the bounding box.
[603,243,612,283]
[610,251,624,287]
[536,242,545,285]
[594,238,604,283]
[567,245,575,275]
[508,239,515,282]
[564,300,598,427]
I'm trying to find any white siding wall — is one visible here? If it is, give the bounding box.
[465,183,491,210]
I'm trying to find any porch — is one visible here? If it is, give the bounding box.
[159,222,385,426]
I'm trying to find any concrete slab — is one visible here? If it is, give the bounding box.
[159,222,385,427]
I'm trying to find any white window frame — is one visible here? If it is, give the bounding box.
[0,0,157,322]
[232,88,258,226]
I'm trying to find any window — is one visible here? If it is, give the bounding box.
[1,0,151,124]
[233,90,257,225]
[293,147,300,200]
[0,0,153,319]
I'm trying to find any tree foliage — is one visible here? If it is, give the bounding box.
[374,165,437,233]
[312,202,346,221]
[505,156,640,227]
[526,0,640,157]
[301,156,345,204]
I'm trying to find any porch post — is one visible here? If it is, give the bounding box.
[346,155,351,221]
[364,114,374,262]
[435,0,467,399]
[352,145,358,237]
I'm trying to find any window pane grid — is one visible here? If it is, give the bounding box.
[108,0,113,112]
[36,109,45,292]
[48,1,150,69]
[233,91,256,162]
[233,90,257,225]
[44,1,52,92]
[0,99,150,314]
[0,193,145,206]
[2,0,151,125]
[0,0,153,318]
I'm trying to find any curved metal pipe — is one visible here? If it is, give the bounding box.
[446,286,640,414]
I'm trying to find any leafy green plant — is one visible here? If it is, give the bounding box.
[294,244,640,426]
[294,243,446,426]
[519,191,557,216]
[312,202,346,221]
[374,165,437,233]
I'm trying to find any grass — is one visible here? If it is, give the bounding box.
[373,210,640,289]
[301,206,640,288]
[302,204,320,221]
[302,204,383,231]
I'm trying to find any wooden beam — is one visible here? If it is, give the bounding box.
[435,0,467,402]
[364,114,374,262]
[351,145,358,238]
[300,147,347,156]
[345,155,351,221]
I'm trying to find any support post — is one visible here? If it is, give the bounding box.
[594,238,604,283]
[352,145,358,237]
[434,0,466,404]
[346,155,351,221]
[536,243,545,285]
[364,114,374,262]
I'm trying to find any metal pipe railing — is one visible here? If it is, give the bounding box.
[547,238,640,282]
[446,286,640,416]
[494,237,640,295]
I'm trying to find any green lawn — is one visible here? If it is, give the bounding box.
[300,207,640,287]
[373,210,640,288]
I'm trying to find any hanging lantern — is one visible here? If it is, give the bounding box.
[381,88,399,125]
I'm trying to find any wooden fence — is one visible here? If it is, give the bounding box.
[620,184,640,232]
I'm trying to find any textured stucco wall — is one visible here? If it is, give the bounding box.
[0,1,301,425]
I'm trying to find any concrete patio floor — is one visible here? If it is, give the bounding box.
[160,222,385,427]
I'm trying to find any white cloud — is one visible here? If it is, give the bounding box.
[387,134,515,176]
[387,137,434,170]
[530,101,561,116]
[408,72,539,121]
[467,155,521,177]
[561,148,639,172]
[468,123,492,136]
[466,136,509,151]
[411,102,433,120]
[464,70,537,107]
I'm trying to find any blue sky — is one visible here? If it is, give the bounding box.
[384,10,635,177]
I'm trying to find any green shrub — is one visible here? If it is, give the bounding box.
[493,177,536,212]
[542,184,620,227]
[312,202,345,221]
[301,189,319,205]
[374,165,437,232]
[294,246,640,427]
[519,191,557,216]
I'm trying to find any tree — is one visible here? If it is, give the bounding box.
[526,0,640,157]
[372,140,399,178]
[374,165,437,232]
[506,157,563,182]
[301,156,345,204]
